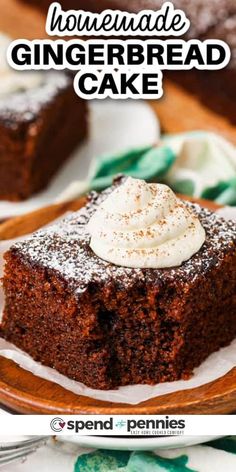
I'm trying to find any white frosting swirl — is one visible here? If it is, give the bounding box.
[87,177,206,269]
[0,33,43,97]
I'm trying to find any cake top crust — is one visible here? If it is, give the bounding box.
[204,15,236,69]
[85,0,236,69]
[90,0,236,37]
[0,72,70,127]
[10,182,236,297]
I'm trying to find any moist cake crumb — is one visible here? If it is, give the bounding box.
[1,180,236,389]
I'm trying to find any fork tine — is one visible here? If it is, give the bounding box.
[0,436,50,453]
[0,443,43,459]
[0,437,50,468]
[0,448,36,467]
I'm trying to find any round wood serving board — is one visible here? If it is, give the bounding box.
[0,196,236,415]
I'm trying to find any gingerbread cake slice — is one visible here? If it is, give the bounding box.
[1,179,236,389]
[22,0,236,125]
[0,70,88,201]
[0,30,88,202]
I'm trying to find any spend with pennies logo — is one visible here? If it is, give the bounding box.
[50,417,66,432]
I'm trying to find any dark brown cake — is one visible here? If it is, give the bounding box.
[0,72,88,201]
[1,181,236,390]
[22,0,236,34]
[23,0,236,124]
[83,1,236,125]
[168,12,236,125]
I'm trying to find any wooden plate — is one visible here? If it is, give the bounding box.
[0,0,235,415]
[1,196,236,415]
[151,80,236,146]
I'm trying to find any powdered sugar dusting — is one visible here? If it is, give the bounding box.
[10,183,236,298]
[110,0,236,37]
[0,72,70,126]
[204,14,236,68]
[92,0,236,68]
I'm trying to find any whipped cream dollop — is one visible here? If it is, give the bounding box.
[87,177,206,269]
[0,33,43,97]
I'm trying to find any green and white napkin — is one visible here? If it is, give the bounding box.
[57,131,236,206]
[2,436,236,472]
[74,439,236,472]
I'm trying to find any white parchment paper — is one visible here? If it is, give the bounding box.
[0,207,235,405]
